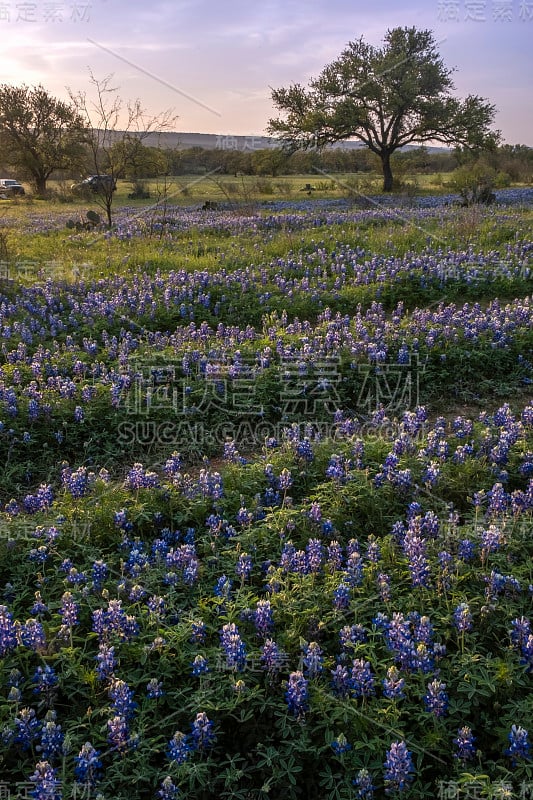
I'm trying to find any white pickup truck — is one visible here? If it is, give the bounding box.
[0,179,25,197]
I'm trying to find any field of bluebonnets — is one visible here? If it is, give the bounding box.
[0,186,533,799]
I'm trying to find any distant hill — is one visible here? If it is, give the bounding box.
[127,131,451,153]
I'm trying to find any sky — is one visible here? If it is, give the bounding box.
[1,0,532,145]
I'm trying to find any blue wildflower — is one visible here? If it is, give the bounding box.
[505,725,531,766]
[453,727,476,762]
[285,671,309,718]
[383,740,414,794]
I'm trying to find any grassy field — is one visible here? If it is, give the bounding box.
[2,170,515,212]
[0,187,532,799]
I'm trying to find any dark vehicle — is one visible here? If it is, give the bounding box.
[71,175,117,193]
[0,179,25,197]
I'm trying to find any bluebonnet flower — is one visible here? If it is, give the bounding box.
[74,741,102,788]
[326,454,350,483]
[260,639,286,675]
[331,733,351,755]
[302,641,323,677]
[21,619,46,651]
[510,616,531,649]
[366,535,381,564]
[382,613,412,666]
[236,553,253,580]
[285,671,309,718]
[113,509,131,531]
[66,567,86,586]
[108,678,137,719]
[383,741,414,794]
[353,768,374,799]
[191,655,209,676]
[32,666,57,702]
[190,621,206,642]
[453,727,476,762]
[480,524,502,559]
[331,664,352,698]
[92,599,139,643]
[351,659,375,698]
[60,591,79,627]
[413,615,434,646]
[327,540,344,572]
[505,725,531,766]
[91,560,108,590]
[39,715,65,761]
[0,605,17,656]
[167,731,191,764]
[191,712,215,750]
[424,679,448,717]
[308,501,322,523]
[306,538,324,573]
[29,546,49,565]
[23,484,53,515]
[125,462,160,490]
[236,506,252,527]
[254,599,273,637]
[107,714,131,754]
[128,584,146,602]
[157,776,180,799]
[163,450,183,475]
[29,760,61,800]
[31,592,48,615]
[220,623,247,671]
[458,539,476,562]
[422,460,440,487]
[453,603,473,633]
[61,464,94,498]
[333,583,351,610]
[278,468,293,493]
[14,707,41,750]
[402,526,430,589]
[487,483,508,514]
[382,666,405,700]
[214,574,233,607]
[339,624,367,651]
[352,438,365,468]
[338,548,359,586]
[146,678,164,700]
[377,573,391,603]
[96,643,116,681]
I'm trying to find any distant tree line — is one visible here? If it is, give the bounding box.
[0,78,531,203]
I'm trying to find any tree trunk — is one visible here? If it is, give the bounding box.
[35,175,48,196]
[380,151,394,192]
[105,198,112,228]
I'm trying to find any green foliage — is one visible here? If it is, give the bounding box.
[452,164,498,206]
[0,194,532,798]
[0,83,87,195]
[269,26,499,191]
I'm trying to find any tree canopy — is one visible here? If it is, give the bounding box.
[268,27,500,191]
[0,84,87,194]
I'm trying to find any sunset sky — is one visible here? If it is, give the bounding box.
[2,0,532,144]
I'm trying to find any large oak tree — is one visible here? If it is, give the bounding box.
[0,84,87,195]
[268,27,499,191]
